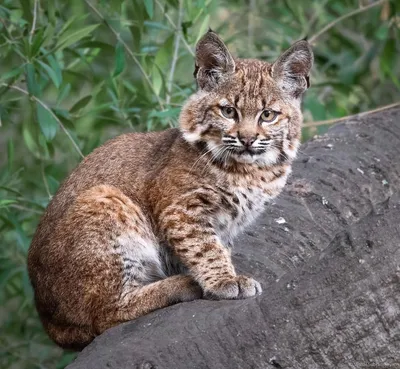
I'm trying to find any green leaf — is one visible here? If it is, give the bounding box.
[47,55,63,87]
[55,24,100,52]
[19,0,32,23]
[57,83,71,106]
[70,95,92,113]
[0,66,23,82]
[151,64,163,96]
[0,266,24,291]
[196,15,210,43]
[380,39,400,89]
[36,102,58,141]
[46,175,60,194]
[144,0,154,19]
[0,213,30,252]
[154,35,174,70]
[92,80,106,97]
[303,93,327,121]
[30,27,46,57]
[144,21,171,31]
[22,269,33,299]
[38,132,55,158]
[25,63,40,96]
[0,186,21,196]
[77,40,114,53]
[149,107,181,118]
[0,199,17,208]
[129,25,142,52]
[7,139,14,173]
[47,0,56,25]
[23,119,42,158]
[56,353,77,369]
[53,107,71,119]
[375,23,389,41]
[380,38,400,88]
[58,14,88,37]
[381,38,396,71]
[37,60,61,88]
[41,23,56,48]
[113,42,126,77]
[79,102,113,117]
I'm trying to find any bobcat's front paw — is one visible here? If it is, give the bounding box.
[204,275,262,300]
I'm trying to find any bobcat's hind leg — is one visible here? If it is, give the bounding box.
[94,274,201,334]
[43,185,201,349]
[46,275,201,349]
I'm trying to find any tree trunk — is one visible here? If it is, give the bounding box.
[67,108,400,369]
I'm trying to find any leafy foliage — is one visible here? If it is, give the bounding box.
[0,0,399,367]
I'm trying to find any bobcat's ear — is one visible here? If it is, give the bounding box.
[194,30,235,90]
[271,40,313,98]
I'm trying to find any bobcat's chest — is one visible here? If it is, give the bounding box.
[215,167,290,245]
[216,188,266,244]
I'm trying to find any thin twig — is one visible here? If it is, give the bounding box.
[9,204,43,215]
[41,162,52,199]
[29,0,39,45]
[155,0,194,57]
[166,0,183,105]
[2,83,84,158]
[303,101,400,128]
[308,0,386,45]
[84,0,165,109]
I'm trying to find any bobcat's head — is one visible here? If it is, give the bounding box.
[180,30,313,167]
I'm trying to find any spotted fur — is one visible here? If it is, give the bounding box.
[28,31,313,349]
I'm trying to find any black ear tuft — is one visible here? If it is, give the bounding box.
[194,31,235,90]
[271,40,313,98]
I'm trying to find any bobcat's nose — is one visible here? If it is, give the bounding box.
[238,133,257,148]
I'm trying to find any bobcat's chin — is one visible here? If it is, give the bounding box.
[229,149,280,166]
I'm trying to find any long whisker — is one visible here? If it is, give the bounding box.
[218,147,228,169]
[203,146,226,174]
[223,148,230,168]
[270,142,290,162]
[199,147,220,175]
[201,145,228,175]
[189,143,224,173]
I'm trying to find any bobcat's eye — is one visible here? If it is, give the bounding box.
[260,110,279,124]
[221,106,237,119]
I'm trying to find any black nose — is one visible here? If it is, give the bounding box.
[238,135,257,148]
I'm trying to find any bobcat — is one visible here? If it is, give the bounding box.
[28,30,313,350]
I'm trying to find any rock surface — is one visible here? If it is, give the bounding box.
[68,108,400,369]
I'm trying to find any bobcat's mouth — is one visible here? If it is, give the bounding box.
[224,143,282,166]
[208,140,277,165]
[227,146,267,157]
[239,147,266,156]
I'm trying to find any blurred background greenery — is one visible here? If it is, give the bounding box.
[0,0,399,367]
